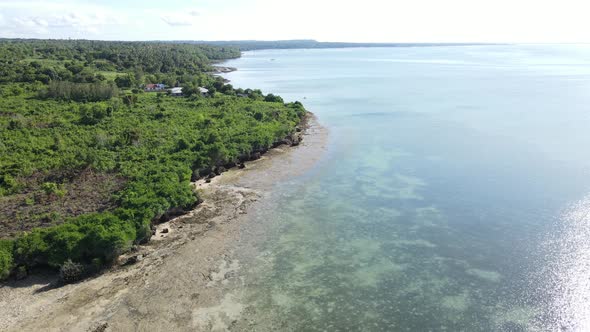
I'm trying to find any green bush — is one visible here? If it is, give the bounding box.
[41,182,67,198]
[14,213,135,269]
[14,230,48,267]
[74,213,136,263]
[79,104,108,125]
[0,240,14,280]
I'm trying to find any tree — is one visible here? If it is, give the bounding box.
[115,74,135,88]
[264,93,284,103]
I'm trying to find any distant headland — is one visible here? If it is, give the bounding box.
[161,39,498,51]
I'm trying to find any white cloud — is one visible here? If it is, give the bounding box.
[0,0,589,42]
[0,1,127,38]
[160,10,200,27]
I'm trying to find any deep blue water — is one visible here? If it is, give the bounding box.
[222,45,590,331]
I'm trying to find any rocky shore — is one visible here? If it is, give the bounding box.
[209,66,237,74]
[0,114,327,332]
[158,113,310,224]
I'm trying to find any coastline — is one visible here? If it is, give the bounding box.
[209,66,238,74]
[209,65,238,82]
[0,114,327,331]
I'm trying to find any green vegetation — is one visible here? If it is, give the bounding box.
[0,240,13,279]
[0,39,306,281]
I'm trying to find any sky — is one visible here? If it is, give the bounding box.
[0,0,589,43]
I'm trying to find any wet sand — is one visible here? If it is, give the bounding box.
[0,116,327,332]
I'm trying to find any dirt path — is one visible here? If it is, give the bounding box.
[0,116,327,332]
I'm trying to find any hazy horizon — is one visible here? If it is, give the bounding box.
[1,0,589,43]
[1,37,589,47]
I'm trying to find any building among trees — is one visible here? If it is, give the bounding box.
[144,83,165,91]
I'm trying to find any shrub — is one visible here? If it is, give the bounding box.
[43,223,85,266]
[79,104,108,125]
[122,94,138,107]
[59,259,85,284]
[14,229,49,267]
[14,213,136,269]
[0,174,20,195]
[74,213,136,263]
[0,240,14,280]
[41,182,67,198]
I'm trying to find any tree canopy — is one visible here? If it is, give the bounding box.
[0,39,305,281]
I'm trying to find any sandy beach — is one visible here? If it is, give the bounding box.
[0,115,327,332]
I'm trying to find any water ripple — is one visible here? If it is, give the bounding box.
[545,195,590,330]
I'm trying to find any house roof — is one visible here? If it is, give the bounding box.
[198,87,209,93]
[146,83,165,89]
[170,87,183,94]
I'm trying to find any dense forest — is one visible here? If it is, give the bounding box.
[0,39,306,281]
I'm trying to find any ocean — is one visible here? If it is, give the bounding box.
[221,45,590,331]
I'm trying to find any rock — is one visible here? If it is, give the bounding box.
[191,170,201,182]
[161,228,169,234]
[251,152,261,160]
[238,163,246,169]
[215,166,226,175]
[225,161,236,169]
[91,322,109,332]
[159,207,187,223]
[205,178,212,183]
[123,255,140,266]
[291,133,303,146]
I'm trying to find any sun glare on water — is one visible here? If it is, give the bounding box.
[546,195,590,330]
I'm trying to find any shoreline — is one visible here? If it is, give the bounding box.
[0,114,327,331]
[210,66,237,74]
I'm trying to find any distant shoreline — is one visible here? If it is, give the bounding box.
[171,39,503,52]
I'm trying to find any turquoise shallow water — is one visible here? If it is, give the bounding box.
[222,45,590,331]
